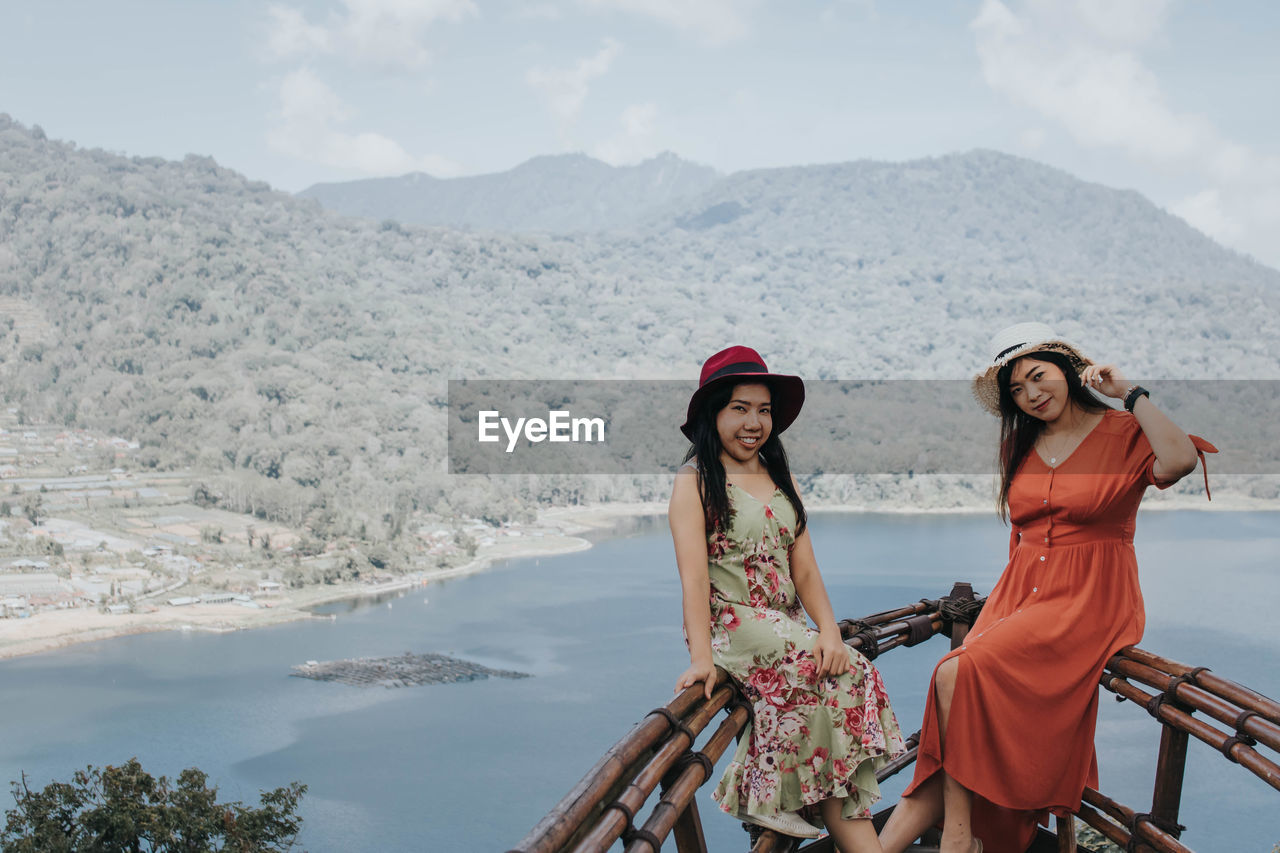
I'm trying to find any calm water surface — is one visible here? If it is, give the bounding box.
[0,511,1276,852]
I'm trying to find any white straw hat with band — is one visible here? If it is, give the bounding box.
[972,322,1094,416]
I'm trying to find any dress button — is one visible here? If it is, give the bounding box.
[1033,587,1038,592]
[1042,499,1048,504]
[1040,555,1046,561]
[1044,538,1049,544]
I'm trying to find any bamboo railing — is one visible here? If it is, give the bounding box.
[508,583,1280,852]
[1084,647,1280,852]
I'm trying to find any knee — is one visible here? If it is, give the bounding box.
[934,656,960,695]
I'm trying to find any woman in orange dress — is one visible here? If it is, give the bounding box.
[879,323,1215,853]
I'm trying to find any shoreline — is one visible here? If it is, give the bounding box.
[0,499,1273,662]
[0,502,667,662]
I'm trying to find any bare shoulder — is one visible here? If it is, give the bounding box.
[673,465,701,490]
[670,466,704,510]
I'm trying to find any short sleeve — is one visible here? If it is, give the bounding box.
[1141,430,1218,497]
[1115,414,1166,489]
[1141,440,1176,491]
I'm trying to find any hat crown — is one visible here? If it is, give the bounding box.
[681,346,805,440]
[698,346,770,387]
[972,322,1093,417]
[987,322,1059,365]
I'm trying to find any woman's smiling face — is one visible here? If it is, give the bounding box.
[1007,356,1070,421]
[716,383,772,463]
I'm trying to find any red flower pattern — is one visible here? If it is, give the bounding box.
[704,483,904,820]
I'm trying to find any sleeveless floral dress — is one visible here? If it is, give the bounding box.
[707,482,905,822]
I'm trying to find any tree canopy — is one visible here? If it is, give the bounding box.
[2,759,305,853]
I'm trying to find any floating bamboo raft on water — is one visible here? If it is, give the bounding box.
[509,583,1280,853]
[291,652,529,688]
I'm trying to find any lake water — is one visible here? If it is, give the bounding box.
[0,511,1276,852]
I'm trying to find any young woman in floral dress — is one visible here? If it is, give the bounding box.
[670,346,904,850]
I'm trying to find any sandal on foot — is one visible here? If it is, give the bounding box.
[738,809,821,839]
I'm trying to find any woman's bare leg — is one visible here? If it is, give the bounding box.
[878,655,976,853]
[820,799,883,853]
[876,772,942,853]
[933,657,976,853]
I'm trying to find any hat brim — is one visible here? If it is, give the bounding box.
[971,341,1093,416]
[680,372,805,441]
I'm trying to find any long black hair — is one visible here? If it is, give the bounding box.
[681,380,807,536]
[996,350,1107,520]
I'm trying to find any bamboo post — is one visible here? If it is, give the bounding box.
[1149,725,1189,844]
[1055,814,1077,852]
[947,582,975,649]
[670,795,708,853]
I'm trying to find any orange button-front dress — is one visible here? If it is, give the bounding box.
[903,409,1215,852]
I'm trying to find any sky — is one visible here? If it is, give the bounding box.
[1,0,1278,267]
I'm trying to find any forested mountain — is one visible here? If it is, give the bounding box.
[298,151,719,232]
[1,114,1276,543]
[303,147,1278,377]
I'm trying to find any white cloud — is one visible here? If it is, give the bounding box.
[265,0,477,70]
[578,0,753,45]
[267,69,460,176]
[1075,0,1170,44]
[525,38,621,122]
[1169,189,1242,245]
[971,0,1203,162]
[593,102,659,165]
[266,6,330,58]
[972,0,1280,268]
[1017,127,1046,151]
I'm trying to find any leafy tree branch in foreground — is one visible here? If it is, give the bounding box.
[2,758,305,852]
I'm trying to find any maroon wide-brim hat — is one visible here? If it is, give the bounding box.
[680,346,805,441]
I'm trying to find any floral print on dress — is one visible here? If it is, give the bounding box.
[706,483,905,824]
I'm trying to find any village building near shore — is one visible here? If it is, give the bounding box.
[0,572,65,598]
[1,596,31,618]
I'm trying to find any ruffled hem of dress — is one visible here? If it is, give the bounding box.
[711,737,905,823]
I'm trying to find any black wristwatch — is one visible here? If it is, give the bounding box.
[1123,385,1150,412]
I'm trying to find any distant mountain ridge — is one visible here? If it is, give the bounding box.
[2,114,1277,537]
[641,150,1260,279]
[302,148,1272,288]
[299,151,720,232]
